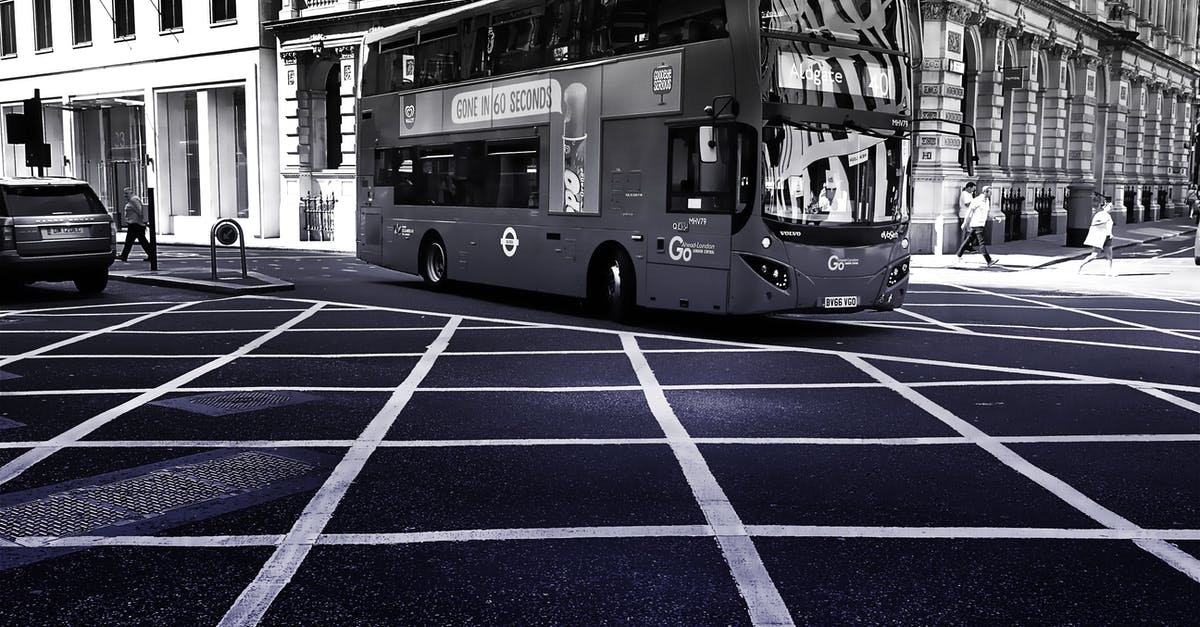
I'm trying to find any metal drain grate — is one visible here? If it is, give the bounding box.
[174,452,314,489]
[151,390,320,417]
[0,452,315,540]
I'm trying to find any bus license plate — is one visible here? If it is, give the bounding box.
[823,296,858,309]
[42,226,86,239]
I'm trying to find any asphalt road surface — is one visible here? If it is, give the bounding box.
[0,242,1197,625]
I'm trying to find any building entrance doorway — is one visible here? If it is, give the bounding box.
[72,98,146,226]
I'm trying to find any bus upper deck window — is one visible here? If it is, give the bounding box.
[545,0,584,63]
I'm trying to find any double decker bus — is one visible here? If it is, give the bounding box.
[357,0,914,318]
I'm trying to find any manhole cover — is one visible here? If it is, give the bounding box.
[0,452,315,541]
[151,390,320,417]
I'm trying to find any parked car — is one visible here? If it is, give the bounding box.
[0,177,116,293]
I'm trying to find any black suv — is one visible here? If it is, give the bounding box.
[0,177,116,293]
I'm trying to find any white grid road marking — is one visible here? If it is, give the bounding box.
[621,333,794,626]
[218,316,463,627]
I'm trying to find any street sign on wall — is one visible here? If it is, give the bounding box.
[1002,67,1026,90]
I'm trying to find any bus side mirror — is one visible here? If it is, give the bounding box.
[763,125,783,168]
[699,126,718,164]
[964,140,977,176]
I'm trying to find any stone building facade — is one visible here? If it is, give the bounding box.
[911,0,1200,253]
[268,0,463,249]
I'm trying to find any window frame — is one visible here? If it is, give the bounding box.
[211,0,236,24]
[377,131,543,210]
[666,124,749,215]
[113,0,135,40]
[33,0,52,51]
[160,0,183,32]
[72,0,92,46]
[1,0,18,57]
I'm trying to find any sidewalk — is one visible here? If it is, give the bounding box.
[912,216,1197,270]
[109,253,294,295]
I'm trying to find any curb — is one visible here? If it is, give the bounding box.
[111,270,294,295]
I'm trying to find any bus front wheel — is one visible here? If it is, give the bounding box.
[420,237,448,289]
[592,249,635,322]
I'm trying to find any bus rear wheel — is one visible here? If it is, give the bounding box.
[593,249,635,322]
[420,237,448,289]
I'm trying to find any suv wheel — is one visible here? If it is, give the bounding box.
[74,269,109,294]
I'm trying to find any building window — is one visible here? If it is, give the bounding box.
[160,0,182,31]
[212,0,236,23]
[113,0,134,39]
[34,0,52,50]
[72,0,91,45]
[1,0,17,56]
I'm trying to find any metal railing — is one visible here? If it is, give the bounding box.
[1033,188,1054,236]
[1157,188,1168,217]
[1124,188,1138,223]
[1141,188,1153,221]
[300,192,336,241]
[1000,187,1025,242]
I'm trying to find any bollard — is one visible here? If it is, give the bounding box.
[210,219,248,280]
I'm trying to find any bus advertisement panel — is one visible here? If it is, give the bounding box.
[356,0,915,319]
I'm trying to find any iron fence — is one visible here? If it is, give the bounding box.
[1124,188,1138,223]
[1033,188,1054,236]
[1141,188,1153,221]
[1000,187,1025,242]
[300,193,336,241]
[1157,188,1168,217]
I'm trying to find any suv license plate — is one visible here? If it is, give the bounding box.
[43,226,85,239]
[823,296,858,309]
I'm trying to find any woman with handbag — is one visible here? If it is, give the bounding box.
[1078,196,1114,276]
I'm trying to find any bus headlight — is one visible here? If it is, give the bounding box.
[901,237,909,250]
[761,236,771,249]
[887,260,910,287]
[741,255,790,291]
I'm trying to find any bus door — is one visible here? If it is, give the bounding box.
[646,124,747,313]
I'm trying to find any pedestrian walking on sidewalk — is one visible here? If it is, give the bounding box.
[958,182,977,247]
[1186,184,1199,224]
[955,185,998,266]
[1078,196,1114,276]
[117,187,154,263]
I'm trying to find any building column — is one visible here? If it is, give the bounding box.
[975,21,1011,178]
[1159,88,1179,215]
[1170,91,1192,213]
[278,50,312,243]
[1101,67,1133,224]
[1066,56,1099,184]
[910,1,975,254]
[1143,83,1163,218]
[1007,36,1044,174]
[1125,79,1148,221]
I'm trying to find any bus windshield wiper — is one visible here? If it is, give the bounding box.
[769,116,904,140]
[839,115,906,140]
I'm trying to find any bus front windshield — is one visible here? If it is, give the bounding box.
[758,0,912,226]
